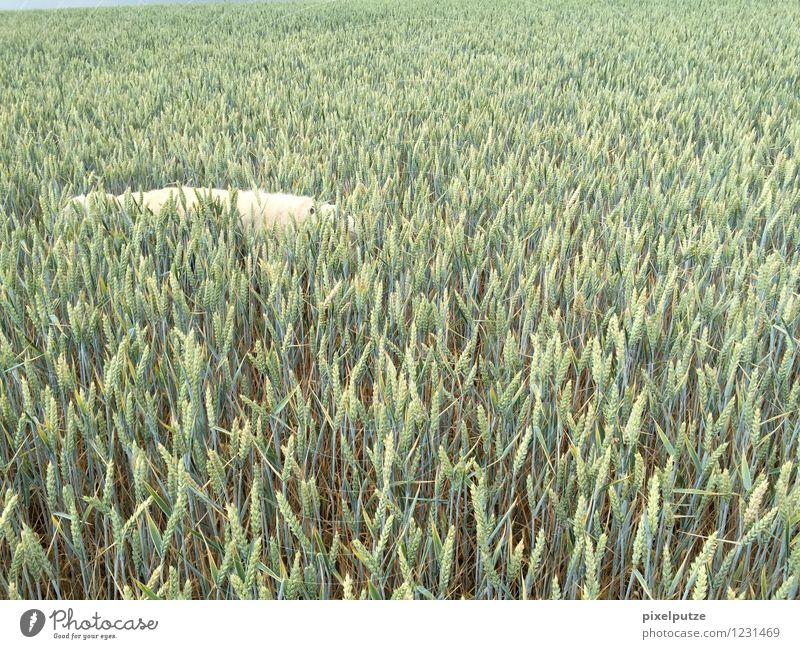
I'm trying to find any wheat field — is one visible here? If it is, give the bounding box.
[0,0,799,600]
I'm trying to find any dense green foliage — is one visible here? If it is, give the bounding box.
[1,0,799,599]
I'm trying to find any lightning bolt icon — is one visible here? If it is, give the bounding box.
[28,612,38,632]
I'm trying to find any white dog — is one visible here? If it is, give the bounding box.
[67,187,351,233]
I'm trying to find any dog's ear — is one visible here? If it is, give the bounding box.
[319,202,337,218]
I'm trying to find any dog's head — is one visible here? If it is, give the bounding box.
[317,201,356,238]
